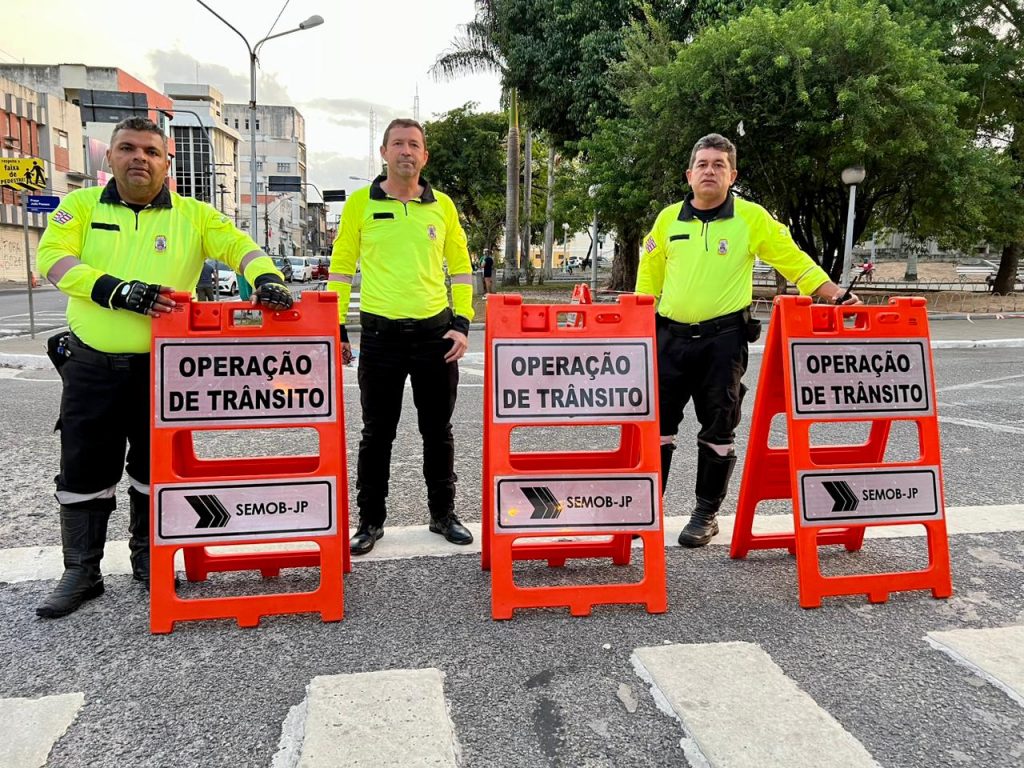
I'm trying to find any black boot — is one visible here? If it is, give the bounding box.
[660,443,676,495]
[678,445,737,548]
[36,507,110,618]
[128,488,150,587]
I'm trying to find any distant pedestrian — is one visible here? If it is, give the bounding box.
[196,260,217,301]
[482,250,494,293]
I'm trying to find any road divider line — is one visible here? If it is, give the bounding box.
[632,642,879,768]
[926,626,1024,708]
[275,669,459,768]
[0,692,84,768]
[3,504,1022,583]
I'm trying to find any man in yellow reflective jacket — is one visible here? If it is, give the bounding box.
[35,117,291,618]
[328,118,474,555]
[637,133,860,547]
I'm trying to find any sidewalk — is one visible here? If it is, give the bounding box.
[2,316,1023,370]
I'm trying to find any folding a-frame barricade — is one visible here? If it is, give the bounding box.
[482,293,667,619]
[149,293,350,633]
[730,296,952,608]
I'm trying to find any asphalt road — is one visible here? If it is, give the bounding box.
[0,340,1022,767]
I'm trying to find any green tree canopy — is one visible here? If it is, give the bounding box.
[424,104,509,258]
[622,0,1001,278]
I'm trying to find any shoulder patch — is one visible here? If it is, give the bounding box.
[644,236,657,253]
[53,210,73,225]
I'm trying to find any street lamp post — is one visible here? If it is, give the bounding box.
[562,222,569,269]
[348,175,373,184]
[196,1,323,246]
[840,165,866,287]
[587,184,601,292]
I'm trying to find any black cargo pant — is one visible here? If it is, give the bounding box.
[55,335,150,511]
[656,313,749,448]
[355,310,459,526]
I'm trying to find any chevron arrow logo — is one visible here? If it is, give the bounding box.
[522,487,563,519]
[184,494,232,528]
[822,481,859,513]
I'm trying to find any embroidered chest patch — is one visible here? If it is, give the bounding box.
[427,225,437,241]
[717,239,729,256]
[154,235,168,252]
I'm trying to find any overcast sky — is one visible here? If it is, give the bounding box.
[2,0,502,207]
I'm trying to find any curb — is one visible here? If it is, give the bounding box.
[3,337,1024,372]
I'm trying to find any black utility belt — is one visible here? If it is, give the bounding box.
[658,309,753,340]
[359,309,452,334]
[67,333,149,371]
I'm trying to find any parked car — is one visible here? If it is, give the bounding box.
[289,257,313,282]
[272,256,294,282]
[211,261,238,294]
[311,257,330,281]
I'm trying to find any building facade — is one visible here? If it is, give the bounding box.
[223,103,306,257]
[0,74,87,283]
[164,83,240,222]
[307,201,329,257]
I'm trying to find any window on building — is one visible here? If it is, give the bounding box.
[255,161,264,171]
[234,119,239,129]
[256,119,260,131]
[171,126,213,203]
[244,119,249,130]
[277,162,290,172]
[55,130,69,149]
[257,182,265,193]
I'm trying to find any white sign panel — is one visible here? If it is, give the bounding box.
[797,467,941,527]
[492,339,655,423]
[495,474,659,533]
[155,478,336,543]
[155,337,336,427]
[789,340,933,419]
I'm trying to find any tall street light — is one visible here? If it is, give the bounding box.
[587,184,601,292]
[840,165,865,287]
[562,222,569,269]
[197,1,323,245]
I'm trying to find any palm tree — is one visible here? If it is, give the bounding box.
[431,1,522,284]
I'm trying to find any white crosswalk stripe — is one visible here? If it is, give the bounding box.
[632,642,880,768]
[0,693,84,768]
[926,626,1024,708]
[273,669,459,768]
[2,503,1022,584]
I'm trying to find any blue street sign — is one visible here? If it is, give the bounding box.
[27,195,60,214]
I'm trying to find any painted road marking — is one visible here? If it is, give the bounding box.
[926,626,1024,708]
[936,373,1024,392]
[633,642,879,768]
[274,669,459,768]
[3,504,1022,583]
[0,692,84,768]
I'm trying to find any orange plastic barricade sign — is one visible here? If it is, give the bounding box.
[149,294,350,633]
[483,294,667,619]
[730,296,952,608]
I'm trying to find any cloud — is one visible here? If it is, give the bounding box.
[306,151,376,200]
[327,115,369,129]
[306,97,398,116]
[148,48,292,105]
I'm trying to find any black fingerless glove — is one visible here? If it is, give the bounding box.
[339,324,349,343]
[104,279,162,314]
[253,273,294,310]
[451,315,470,336]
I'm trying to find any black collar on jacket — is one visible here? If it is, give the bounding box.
[678,190,735,221]
[99,177,173,208]
[368,173,437,203]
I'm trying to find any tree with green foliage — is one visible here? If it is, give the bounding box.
[423,105,508,258]
[619,0,1004,279]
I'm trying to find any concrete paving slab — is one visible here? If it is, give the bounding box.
[0,692,84,768]
[927,626,1024,707]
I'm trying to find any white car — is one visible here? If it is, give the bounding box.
[212,261,238,294]
[289,257,313,282]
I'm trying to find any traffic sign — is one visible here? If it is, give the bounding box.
[798,467,942,526]
[268,175,303,192]
[495,474,659,533]
[0,157,46,190]
[491,338,655,423]
[322,189,347,202]
[155,477,337,544]
[26,195,60,214]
